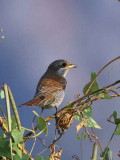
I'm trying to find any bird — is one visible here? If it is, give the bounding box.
[19,59,76,115]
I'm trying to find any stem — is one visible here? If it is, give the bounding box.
[3,84,13,160]
[91,128,104,152]
[85,56,120,95]
[28,124,49,139]
[22,127,35,133]
[8,86,21,131]
[0,105,7,120]
[107,126,117,147]
[29,137,37,156]
[70,80,120,106]
[103,126,117,158]
[91,143,98,160]
[3,84,11,131]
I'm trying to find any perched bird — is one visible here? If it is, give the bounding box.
[20,59,76,114]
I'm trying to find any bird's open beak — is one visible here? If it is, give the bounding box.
[68,64,77,69]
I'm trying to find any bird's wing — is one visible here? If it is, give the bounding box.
[20,76,66,107]
[19,93,55,107]
[35,77,66,97]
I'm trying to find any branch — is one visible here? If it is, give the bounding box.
[24,80,120,139]
[70,80,120,106]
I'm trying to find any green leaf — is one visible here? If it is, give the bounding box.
[11,115,17,129]
[83,72,99,94]
[75,107,101,129]
[91,72,97,81]
[36,156,44,160]
[109,151,113,160]
[0,90,5,99]
[13,154,21,160]
[65,103,74,108]
[112,111,117,120]
[76,134,81,140]
[11,128,24,145]
[118,123,120,129]
[12,144,22,158]
[103,94,112,99]
[75,107,92,122]
[83,82,90,94]
[37,116,48,135]
[100,147,113,160]
[98,93,112,99]
[44,157,50,160]
[114,129,120,135]
[85,117,101,129]
[112,111,120,125]
[22,154,30,160]
[100,147,109,159]
[115,118,120,125]
[84,106,92,117]
[75,113,82,122]
[82,133,88,140]
[0,140,11,158]
[0,133,6,139]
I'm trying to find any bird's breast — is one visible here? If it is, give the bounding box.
[47,90,65,109]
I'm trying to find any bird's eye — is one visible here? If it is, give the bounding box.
[62,63,67,67]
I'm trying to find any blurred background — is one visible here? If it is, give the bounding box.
[0,0,120,159]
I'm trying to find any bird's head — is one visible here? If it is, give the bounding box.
[47,59,77,77]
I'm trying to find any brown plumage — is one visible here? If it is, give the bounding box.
[19,59,76,113]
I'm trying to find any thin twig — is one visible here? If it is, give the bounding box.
[33,147,48,157]
[91,128,104,152]
[33,133,63,157]
[29,137,37,156]
[102,126,118,159]
[70,80,120,106]
[107,115,115,124]
[85,56,120,95]
[0,105,7,120]
[84,126,94,142]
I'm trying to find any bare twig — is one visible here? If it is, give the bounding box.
[84,126,94,142]
[29,137,37,156]
[85,56,120,95]
[70,80,120,106]
[91,128,104,152]
[102,126,118,159]
[33,133,63,157]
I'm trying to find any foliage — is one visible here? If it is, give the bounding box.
[0,57,120,160]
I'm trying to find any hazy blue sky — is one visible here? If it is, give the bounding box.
[0,0,120,159]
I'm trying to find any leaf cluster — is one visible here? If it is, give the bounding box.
[0,57,120,160]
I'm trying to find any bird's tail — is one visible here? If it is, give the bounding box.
[18,97,40,107]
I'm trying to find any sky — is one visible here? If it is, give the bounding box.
[0,0,120,159]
